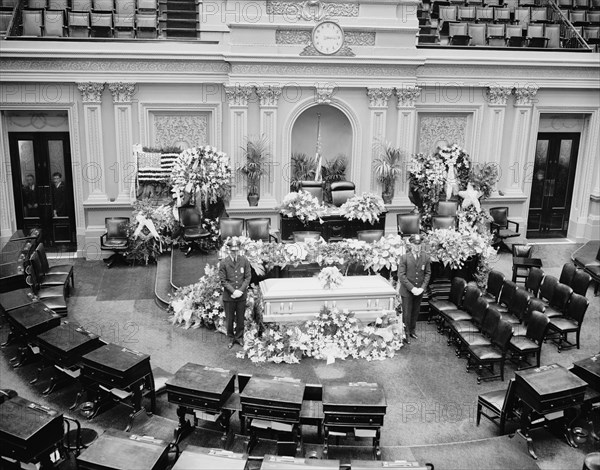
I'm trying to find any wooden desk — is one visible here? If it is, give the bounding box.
[261,454,340,469]
[77,430,169,470]
[571,354,600,440]
[171,446,247,470]
[515,363,587,459]
[79,343,155,430]
[0,395,63,468]
[322,382,387,460]
[0,288,36,313]
[166,363,236,442]
[512,257,543,282]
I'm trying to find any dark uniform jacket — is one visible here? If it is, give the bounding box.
[398,251,432,297]
[219,255,252,301]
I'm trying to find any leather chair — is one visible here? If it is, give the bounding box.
[397,213,421,238]
[25,269,67,316]
[548,292,589,351]
[508,310,550,369]
[430,276,468,329]
[489,207,520,253]
[436,200,458,217]
[571,269,592,296]
[543,282,573,318]
[431,215,457,230]
[293,231,321,243]
[559,262,577,286]
[357,230,384,243]
[476,379,519,434]
[454,298,495,353]
[100,217,130,268]
[246,218,277,242]
[512,244,533,284]
[330,181,356,207]
[178,207,210,257]
[35,243,74,293]
[299,181,324,203]
[538,274,559,305]
[466,319,514,383]
[219,218,245,241]
[488,280,517,314]
[525,267,544,298]
[512,298,546,337]
[483,270,505,303]
[28,251,71,298]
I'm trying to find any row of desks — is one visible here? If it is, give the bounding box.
[0,229,42,293]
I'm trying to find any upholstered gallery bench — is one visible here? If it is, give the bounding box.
[572,241,600,296]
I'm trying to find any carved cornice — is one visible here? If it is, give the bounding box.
[276,29,375,46]
[224,85,254,107]
[315,84,336,104]
[255,85,282,107]
[266,1,359,21]
[513,85,539,106]
[108,82,136,103]
[395,86,421,108]
[231,63,415,77]
[367,87,393,109]
[485,86,513,106]
[77,82,104,103]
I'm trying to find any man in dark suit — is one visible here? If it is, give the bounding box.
[51,172,66,217]
[398,234,431,343]
[22,174,39,217]
[219,238,252,349]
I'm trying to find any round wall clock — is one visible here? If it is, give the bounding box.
[312,21,345,55]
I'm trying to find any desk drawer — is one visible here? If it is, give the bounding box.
[241,404,300,422]
[167,392,221,412]
[324,413,385,426]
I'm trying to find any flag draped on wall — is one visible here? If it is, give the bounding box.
[314,113,322,182]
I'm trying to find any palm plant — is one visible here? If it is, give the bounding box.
[372,142,403,204]
[322,154,348,203]
[290,152,316,191]
[240,135,269,204]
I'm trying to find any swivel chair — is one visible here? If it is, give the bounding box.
[489,207,520,253]
[299,181,324,203]
[178,207,210,257]
[330,181,356,207]
[100,217,130,268]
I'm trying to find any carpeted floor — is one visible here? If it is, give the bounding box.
[1,242,599,470]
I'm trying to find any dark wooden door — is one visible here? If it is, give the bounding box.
[527,133,580,238]
[9,132,76,249]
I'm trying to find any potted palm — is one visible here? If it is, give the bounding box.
[322,154,348,203]
[290,152,316,191]
[373,142,403,204]
[240,135,269,206]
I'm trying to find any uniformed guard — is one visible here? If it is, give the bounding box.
[398,234,431,344]
[218,238,252,349]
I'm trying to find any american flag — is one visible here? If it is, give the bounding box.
[314,113,322,182]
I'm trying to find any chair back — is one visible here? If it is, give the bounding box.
[299,182,323,203]
[508,288,530,320]
[501,379,518,418]
[539,274,558,303]
[487,270,505,300]
[524,298,546,324]
[72,0,92,9]
[44,10,65,36]
[93,0,113,10]
[493,319,514,350]
[469,23,487,45]
[105,217,129,240]
[439,5,457,20]
[499,280,517,307]
[481,305,501,337]
[178,206,202,227]
[22,9,43,36]
[571,269,592,296]
[550,282,572,311]
[436,201,458,217]
[293,231,321,243]
[462,282,482,313]
[115,0,136,13]
[246,218,271,242]
[546,24,560,48]
[431,215,456,230]
[28,251,44,281]
[526,310,550,344]
[449,22,468,37]
[397,213,420,237]
[330,181,355,207]
[35,243,51,274]
[357,230,384,243]
[512,244,532,258]
[449,277,468,308]
[558,262,577,286]
[471,297,489,327]
[525,267,544,296]
[565,292,589,323]
[489,207,509,229]
[219,218,245,240]
[488,23,505,37]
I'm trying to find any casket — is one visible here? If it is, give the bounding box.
[260,275,396,323]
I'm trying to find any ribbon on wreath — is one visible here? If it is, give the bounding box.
[133,213,161,250]
[445,161,459,200]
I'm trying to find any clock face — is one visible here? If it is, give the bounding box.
[312,21,344,55]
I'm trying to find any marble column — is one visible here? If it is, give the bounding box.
[225,84,253,209]
[395,86,421,203]
[255,85,282,207]
[78,82,107,202]
[108,82,136,203]
[366,87,393,195]
[484,86,512,186]
[506,85,538,195]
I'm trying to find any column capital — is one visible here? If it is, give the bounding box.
[108,82,136,103]
[395,86,421,108]
[255,85,282,107]
[513,85,539,106]
[77,82,105,103]
[367,87,393,109]
[485,86,513,106]
[225,84,254,107]
[315,84,336,104]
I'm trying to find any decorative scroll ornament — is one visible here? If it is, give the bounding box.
[77,82,105,103]
[224,85,254,107]
[266,1,359,21]
[315,84,336,104]
[367,87,393,108]
[255,85,282,107]
[300,44,355,56]
[485,86,513,106]
[395,86,422,108]
[513,85,539,106]
[108,82,136,103]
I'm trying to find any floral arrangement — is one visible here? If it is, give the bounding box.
[341,193,386,225]
[279,190,323,224]
[469,162,500,199]
[318,266,344,290]
[424,228,495,269]
[170,146,231,210]
[438,144,471,191]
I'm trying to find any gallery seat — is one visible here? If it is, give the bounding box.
[100,217,130,268]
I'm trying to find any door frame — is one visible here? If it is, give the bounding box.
[0,104,85,251]
[524,108,599,241]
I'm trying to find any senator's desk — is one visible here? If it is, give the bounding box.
[515,363,587,459]
[166,363,236,442]
[0,288,37,313]
[239,375,305,453]
[34,321,103,395]
[79,343,155,430]
[0,395,63,469]
[171,446,247,470]
[322,382,387,460]
[260,454,340,470]
[570,354,600,440]
[0,237,37,293]
[77,429,169,470]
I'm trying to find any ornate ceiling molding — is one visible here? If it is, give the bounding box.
[367,87,393,109]
[108,82,136,103]
[255,85,282,107]
[513,85,539,106]
[315,84,336,104]
[77,82,104,103]
[276,30,375,46]
[395,86,422,108]
[485,86,514,106]
[224,85,254,107]
[266,1,359,21]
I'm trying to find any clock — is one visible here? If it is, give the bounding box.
[312,21,345,55]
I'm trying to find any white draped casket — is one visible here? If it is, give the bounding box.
[260,275,397,323]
